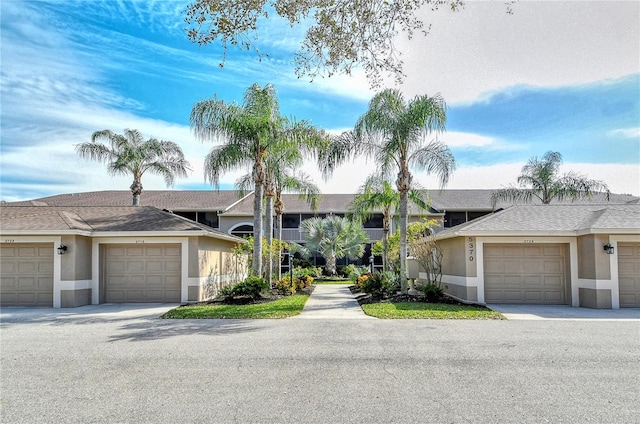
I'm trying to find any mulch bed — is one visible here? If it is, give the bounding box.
[349,284,468,306]
[190,285,315,306]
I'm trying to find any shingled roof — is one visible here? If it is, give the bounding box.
[6,190,246,211]
[435,204,640,239]
[0,205,245,242]
[6,189,638,214]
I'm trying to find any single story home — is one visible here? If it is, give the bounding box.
[430,204,640,309]
[0,205,248,308]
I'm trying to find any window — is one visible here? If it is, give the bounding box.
[230,224,254,238]
[281,214,300,228]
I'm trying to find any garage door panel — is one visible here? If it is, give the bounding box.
[543,245,562,256]
[1,243,54,306]
[484,243,567,305]
[103,244,181,303]
[523,261,543,273]
[523,246,542,256]
[543,260,562,273]
[145,261,164,272]
[165,260,181,272]
[618,242,640,307]
[126,246,145,256]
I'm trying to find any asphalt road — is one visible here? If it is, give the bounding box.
[1,305,639,424]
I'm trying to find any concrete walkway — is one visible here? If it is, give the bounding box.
[293,284,375,319]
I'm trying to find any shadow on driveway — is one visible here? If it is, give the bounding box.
[0,304,267,341]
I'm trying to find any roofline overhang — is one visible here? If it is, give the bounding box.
[435,229,640,241]
[1,229,246,243]
[0,230,93,237]
[222,191,254,213]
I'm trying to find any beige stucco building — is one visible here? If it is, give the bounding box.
[430,204,640,309]
[0,206,247,308]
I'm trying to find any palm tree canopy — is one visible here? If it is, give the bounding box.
[75,129,191,206]
[491,151,611,206]
[300,215,369,262]
[348,172,430,223]
[353,89,453,186]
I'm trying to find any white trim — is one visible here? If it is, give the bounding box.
[58,279,92,290]
[223,191,254,213]
[228,222,254,236]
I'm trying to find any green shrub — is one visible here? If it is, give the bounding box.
[275,275,313,296]
[360,271,397,300]
[421,283,444,303]
[219,277,269,302]
[294,266,322,279]
[218,284,235,302]
[234,276,269,300]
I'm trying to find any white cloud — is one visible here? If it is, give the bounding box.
[438,131,502,149]
[608,128,640,139]
[298,159,640,197]
[389,1,640,103]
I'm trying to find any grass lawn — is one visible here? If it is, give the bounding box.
[361,302,504,319]
[161,294,309,319]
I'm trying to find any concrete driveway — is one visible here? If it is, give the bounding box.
[488,304,640,320]
[1,304,639,424]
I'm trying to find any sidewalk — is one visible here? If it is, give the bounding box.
[293,284,375,319]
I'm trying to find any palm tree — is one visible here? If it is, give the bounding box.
[191,83,281,276]
[491,151,610,207]
[191,83,326,277]
[75,129,191,206]
[299,215,369,276]
[235,142,321,281]
[348,172,428,272]
[329,89,455,293]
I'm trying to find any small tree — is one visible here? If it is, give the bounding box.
[299,216,369,275]
[373,219,440,275]
[409,234,443,288]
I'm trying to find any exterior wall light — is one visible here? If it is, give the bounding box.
[603,243,614,255]
[57,244,68,255]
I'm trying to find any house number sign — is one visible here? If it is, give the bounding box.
[467,237,475,262]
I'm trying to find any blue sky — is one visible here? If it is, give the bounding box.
[1,0,639,202]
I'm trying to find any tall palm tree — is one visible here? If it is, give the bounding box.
[191,83,326,276]
[236,135,322,281]
[75,129,191,206]
[491,151,611,207]
[328,89,455,293]
[191,83,281,276]
[299,215,369,276]
[272,165,320,280]
[348,172,428,272]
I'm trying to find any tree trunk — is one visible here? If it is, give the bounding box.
[398,191,408,294]
[382,208,391,271]
[265,194,274,283]
[130,179,143,206]
[253,180,263,277]
[275,192,284,281]
[326,254,337,275]
[276,212,283,281]
[397,166,412,294]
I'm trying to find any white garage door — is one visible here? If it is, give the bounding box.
[102,244,181,303]
[484,243,568,304]
[0,243,54,306]
[618,242,640,308]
